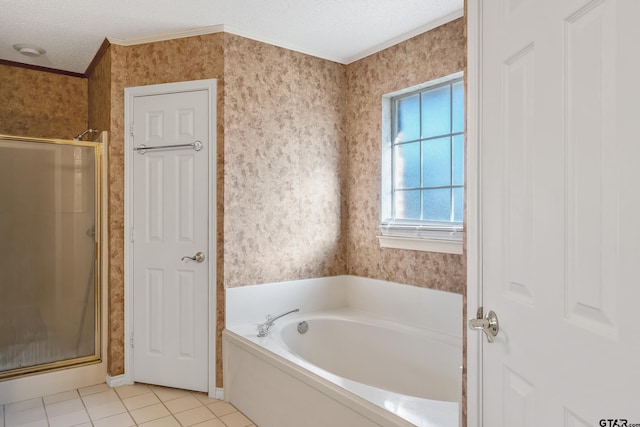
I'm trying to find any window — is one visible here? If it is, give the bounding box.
[379,72,464,253]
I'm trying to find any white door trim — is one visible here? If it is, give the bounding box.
[466,1,482,426]
[123,79,217,395]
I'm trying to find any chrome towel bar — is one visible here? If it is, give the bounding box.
[134,140,203,154]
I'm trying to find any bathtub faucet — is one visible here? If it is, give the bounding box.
[257,308,300,337]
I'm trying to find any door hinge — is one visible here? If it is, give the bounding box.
[130,123,134,137]
[130,227,135,243]
[130,334,134,348]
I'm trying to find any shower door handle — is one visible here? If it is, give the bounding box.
[181,252,205,263]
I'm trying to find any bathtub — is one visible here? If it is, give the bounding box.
[223,308,461,427]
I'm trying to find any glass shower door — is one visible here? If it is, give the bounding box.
[0,135,102,380]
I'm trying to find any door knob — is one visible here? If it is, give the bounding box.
[469,307,499,343]
[181,252,205,263]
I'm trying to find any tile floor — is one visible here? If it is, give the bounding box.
[0,383,255,427]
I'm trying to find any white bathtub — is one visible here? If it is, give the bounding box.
[278,312,461,403]
[224,309,461,427]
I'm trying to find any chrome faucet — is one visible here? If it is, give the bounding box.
[257,308,300,337]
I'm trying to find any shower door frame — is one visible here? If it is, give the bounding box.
[0,134,104,382]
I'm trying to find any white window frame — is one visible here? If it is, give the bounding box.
[379,71,464,254]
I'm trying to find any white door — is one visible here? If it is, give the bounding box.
[131,88,210,391]
[476,0,640,425]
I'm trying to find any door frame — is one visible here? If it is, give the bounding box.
[122,79,217,395]
[466,1,482,425]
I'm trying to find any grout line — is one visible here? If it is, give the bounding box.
[10,383,251,427]
[152,388,181,427]
[76,388,94,427]
[41,396,51,427]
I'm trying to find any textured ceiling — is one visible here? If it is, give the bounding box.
[0,0,463,75]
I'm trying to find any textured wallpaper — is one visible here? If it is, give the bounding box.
[98,31,347,379]
[223,33,347,287]
[87,48,119,375]
[124,34,226,382]
[0,64,88,139]
[88,46,111,135]
[88,35,226,379]
[345,21,467,425]
[89,19,466,389]
[345,18,467,294]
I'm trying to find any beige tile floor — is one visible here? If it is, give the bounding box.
[0,383,256,427]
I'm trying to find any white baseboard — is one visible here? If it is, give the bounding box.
[105,374,133,388]
[213,387,224,400]
[0,363,107,406]
[105,374,222,400]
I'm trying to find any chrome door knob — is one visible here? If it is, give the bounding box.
[469,308,499,343]
[181,252,205,263]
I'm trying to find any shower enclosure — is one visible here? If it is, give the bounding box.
[0,134,102,381]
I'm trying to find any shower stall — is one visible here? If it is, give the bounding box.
[0,134,102,381]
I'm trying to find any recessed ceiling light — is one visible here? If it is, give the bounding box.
[13,44,46,57]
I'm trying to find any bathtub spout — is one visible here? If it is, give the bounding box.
[257,308,300,337]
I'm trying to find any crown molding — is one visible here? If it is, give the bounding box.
[84,38,111,77]
[108,25,225,46]
[105,8,463,65]
[0,58,85,78]
[219,24,346,64]
[343,8,464,64]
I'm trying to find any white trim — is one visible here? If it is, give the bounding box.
[206,81,218,397]
[124,79,217,393]
[105,373,132,388]
[466,1,482,426]
[380,70,465,243]
[217,24,346,64]
[345,9,464,64]
[108,25,225,46]
[106,10,463,65]
[0,363,107,405]
[377,235,463,254]
[213,388,224,400]
[384,71,465,99]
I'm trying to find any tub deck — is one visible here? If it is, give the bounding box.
[224,309,460,427]
[224,276,463,427]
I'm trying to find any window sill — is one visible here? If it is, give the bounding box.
[377,235,463,254]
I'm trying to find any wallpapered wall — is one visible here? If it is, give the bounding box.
[91,32,347,382]
[87,35,226,379]
[0,63,88,139]
[223,33,347,287]
[345,18,466,294]
[3,17,466,390]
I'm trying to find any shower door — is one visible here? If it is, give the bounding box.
[0,134,102,380]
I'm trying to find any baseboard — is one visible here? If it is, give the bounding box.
[105,373,133,388]
[213,387,224,400]
[105,374,222,399]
